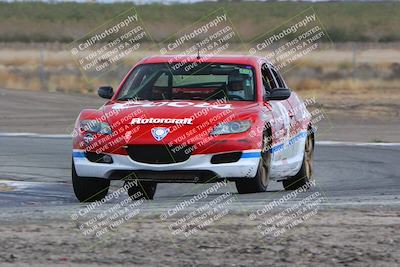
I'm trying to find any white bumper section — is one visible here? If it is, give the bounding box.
[73,149,261,180]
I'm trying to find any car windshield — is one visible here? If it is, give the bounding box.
[116,63,256,101]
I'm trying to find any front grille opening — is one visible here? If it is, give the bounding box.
[108,170,219,183]
[127,145,192,164]
[211,152,242,164]
[86,152,113,164]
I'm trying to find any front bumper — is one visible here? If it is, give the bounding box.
[73,149,261,182]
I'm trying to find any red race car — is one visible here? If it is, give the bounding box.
[72,55,314,202]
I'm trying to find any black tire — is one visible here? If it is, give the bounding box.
[72,161,110,202]
[235,135,271,194]
[126,181,157,200]
[282,132,314,190]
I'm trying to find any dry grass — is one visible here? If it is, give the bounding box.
[296,48,400,68]
[0,45,399,123]
[0,46,400,101]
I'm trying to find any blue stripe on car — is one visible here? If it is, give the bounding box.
[241,152,261,158]
[72,151,86,158]
[269,131,307,153]
[270,144,284,153]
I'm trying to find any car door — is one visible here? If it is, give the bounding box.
[271,67,307,170]
[260,64,291,176]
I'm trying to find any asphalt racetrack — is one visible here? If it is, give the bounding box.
[0,135,399,211]
[0,137,400,266]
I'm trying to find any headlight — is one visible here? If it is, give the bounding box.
[80,120,112,135]
[210,120,252,135]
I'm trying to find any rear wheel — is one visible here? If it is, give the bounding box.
[282,132,314,190]
[235,135,271,194]
[72,161,110,202]
[126,181,157,200]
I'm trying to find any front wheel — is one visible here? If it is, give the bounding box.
[72,161,110,202]
[235,135,271,194]
[282,132,314,190]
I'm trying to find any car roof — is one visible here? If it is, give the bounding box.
[140,54,273,67]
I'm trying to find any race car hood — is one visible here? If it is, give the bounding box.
[102,100,260,127]
[100,100,260,146]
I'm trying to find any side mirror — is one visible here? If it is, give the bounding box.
[264,88,291,101]
[98,86,114,99]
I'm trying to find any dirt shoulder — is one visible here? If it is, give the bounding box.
[0,87,399,142]
[0,208,399,266]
